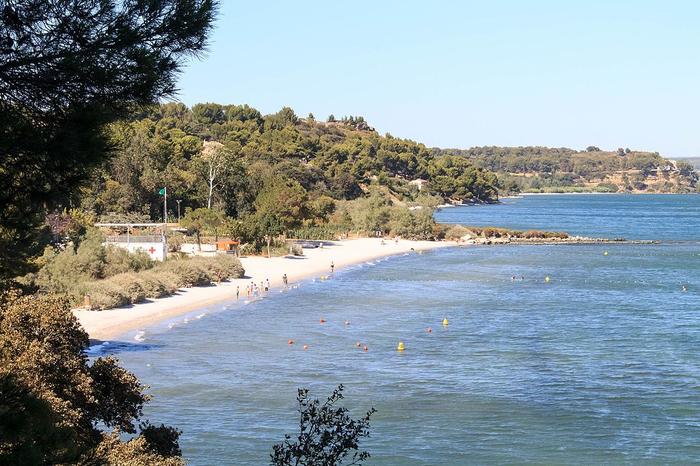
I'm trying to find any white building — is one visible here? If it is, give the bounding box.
[96,223,168,261]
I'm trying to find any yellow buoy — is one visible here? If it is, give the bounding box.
[442,318,449,326]
[604,251,608,256]
[397,341,405,352]
[545,276,550,283]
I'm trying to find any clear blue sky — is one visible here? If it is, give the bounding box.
[176,0,699,157]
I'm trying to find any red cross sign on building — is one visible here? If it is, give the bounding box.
[148,246,157,254]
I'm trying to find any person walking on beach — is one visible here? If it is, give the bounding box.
[236,285,240,300]
[330,261,335,273]
[282,273,288,287]
[265,278,270,291]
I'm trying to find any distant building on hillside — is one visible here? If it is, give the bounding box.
[96,223,168,261]
[409,178,427,191]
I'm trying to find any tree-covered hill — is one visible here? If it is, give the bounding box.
[434,146,698,194]
[79,103,499,224]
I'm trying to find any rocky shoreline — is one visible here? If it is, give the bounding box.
[459,235,658,246]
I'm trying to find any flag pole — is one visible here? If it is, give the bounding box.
[163,187,168,231]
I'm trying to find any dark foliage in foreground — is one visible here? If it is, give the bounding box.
[0,291,183,464]
[0,0,216,284]
[271,384,376,466]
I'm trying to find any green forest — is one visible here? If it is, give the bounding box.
[436,146,698,193]
[79,102,499,228]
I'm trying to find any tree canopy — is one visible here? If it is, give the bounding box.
[0,0,217,284]
[0,292,182,464]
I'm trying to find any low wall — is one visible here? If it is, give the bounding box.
[181,243,217,255]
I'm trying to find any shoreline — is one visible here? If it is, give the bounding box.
[74,238,455,341]
[518,191,696,196]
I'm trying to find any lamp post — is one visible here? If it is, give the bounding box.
[176,200,182,223]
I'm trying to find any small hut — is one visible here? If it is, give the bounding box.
[216,240,240,256]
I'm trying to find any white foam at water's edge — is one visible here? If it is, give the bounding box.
[86,341,110,356]
[134,330,146,342]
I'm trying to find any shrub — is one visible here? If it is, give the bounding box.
[103,247,154,277]
[444,224,472,240]
[189,255,245,282]
[83,281,130,310]
[479,227,510,238]
[595,182,619,193]
[521,230,568,239]
[104,273,147,304]
[156,260,211,287]
[140,271,180,297]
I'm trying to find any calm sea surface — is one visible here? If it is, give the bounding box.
[104,194,700,465]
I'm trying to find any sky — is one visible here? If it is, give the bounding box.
[176,0,700,157]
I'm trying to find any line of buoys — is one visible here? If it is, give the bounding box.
[299,317,455,354]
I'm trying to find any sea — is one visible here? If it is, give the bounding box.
[99,194,700,465]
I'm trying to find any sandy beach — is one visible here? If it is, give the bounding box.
[74,238,455,341]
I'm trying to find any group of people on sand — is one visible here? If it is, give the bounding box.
[234,260,337,300]
[380,237,400,246]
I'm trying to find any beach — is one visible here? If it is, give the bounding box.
[74,238,454,340]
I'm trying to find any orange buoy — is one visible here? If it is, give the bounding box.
[356,341,361,347]
[303,344,308,350]
[363,345,368,352]
[319,318,326,324]
[426,327,432,333]
[288,339,294,345]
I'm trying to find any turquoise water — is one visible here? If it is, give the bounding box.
[104,195,700,465]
